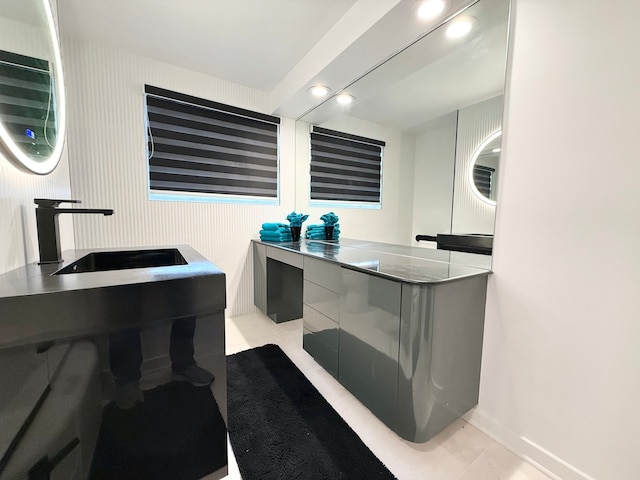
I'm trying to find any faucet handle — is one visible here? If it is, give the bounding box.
[34,199,82,208]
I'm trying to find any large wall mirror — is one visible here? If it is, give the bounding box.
[296,0,510,242]
[0,0,66,175]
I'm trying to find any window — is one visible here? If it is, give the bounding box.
[0,49,57,161]
[144,85,280,203]
[473,165,494,200]
[309,127,384,206]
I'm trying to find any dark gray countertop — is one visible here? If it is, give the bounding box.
[253,238,492,284]
[0,245,226,350]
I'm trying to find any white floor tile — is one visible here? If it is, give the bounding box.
[223,313,552,480]
[458,443,553,480]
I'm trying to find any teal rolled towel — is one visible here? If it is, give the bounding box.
[262,222,288,231]
[260,229,291,238]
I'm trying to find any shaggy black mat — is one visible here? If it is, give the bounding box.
[90,381,227,480]
[227,343,397,480]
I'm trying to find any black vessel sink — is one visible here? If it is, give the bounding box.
[53,248,187,275]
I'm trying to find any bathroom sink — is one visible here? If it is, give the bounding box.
[53,248,187,275]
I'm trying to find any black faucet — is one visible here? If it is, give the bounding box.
[35,199,114,264]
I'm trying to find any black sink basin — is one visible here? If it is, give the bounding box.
[53,248,187,275]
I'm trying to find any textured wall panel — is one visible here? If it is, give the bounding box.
[452,96,504,234]
[0,0,74,275]
[62,41,296,316]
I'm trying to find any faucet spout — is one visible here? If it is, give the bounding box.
[34,199,114,264]
[51,208,114,216]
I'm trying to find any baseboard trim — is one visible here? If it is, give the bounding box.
[463,409,597,480]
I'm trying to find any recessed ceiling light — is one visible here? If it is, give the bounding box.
[416,0,446,20]
[446,16,475,38]
[309,85,331,98]
[336,93,354,105]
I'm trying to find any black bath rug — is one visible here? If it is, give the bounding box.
[227,343,397,480]
[90,381,227,480]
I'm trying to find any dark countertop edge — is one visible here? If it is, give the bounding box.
[0,245,225,299]
[0,245,227,351]
[252,238,492,285]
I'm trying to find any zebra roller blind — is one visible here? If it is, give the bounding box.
[0,50,56,161]
[310,127,384,204]
[145,85,280,200]
[473,165,494,200]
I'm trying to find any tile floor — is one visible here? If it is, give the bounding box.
[221,312,552,480]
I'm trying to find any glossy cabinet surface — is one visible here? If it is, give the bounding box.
[302,257,341,377]
[339,268,401,428]
[0,246,228,479]
[253,238,490,442]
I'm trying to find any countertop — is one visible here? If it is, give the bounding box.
[0,245,226,350]
[253,238,492,284]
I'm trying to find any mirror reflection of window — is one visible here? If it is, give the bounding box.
[469,131,501,205]
[0,50,57,161]
[0,0,66,175]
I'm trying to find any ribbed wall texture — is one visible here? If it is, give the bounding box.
[62,40,296,316]
[0,0,74,275]
[452,95,504,234]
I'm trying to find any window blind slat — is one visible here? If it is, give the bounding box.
[310,127,383,204]
[0,50,56,161]
[145,85,279,199]
[473,165,494,198]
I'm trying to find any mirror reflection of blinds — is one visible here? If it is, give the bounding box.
[0,50,56,160]
[473,165,494,199]
[145,85,280,198]
[310,127,384,203]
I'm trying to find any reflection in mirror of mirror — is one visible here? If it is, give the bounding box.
[0,0,66,175]
[295,0,510,243]
[469,130,501,205]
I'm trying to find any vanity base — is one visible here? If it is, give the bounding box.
[253,239,490,443]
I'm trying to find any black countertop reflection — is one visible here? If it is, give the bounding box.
[254,238,491,284]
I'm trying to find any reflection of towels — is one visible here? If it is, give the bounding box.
[305,224,340,240]
[259,224,292,242]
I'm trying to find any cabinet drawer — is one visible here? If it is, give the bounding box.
[303,257,341,293]
[303,328,338,378]
[303,305,338,351]
[267,246,303,268]
[303,280,340,321]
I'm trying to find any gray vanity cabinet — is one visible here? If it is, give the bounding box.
[338,268,401,429]
[302,257,341,377]
[252,239,490,443]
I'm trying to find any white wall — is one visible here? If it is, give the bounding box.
[411,112,457,240]
[61,41,299,317]
[469,1,640,479]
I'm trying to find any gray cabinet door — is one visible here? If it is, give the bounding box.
[338,267,401,430]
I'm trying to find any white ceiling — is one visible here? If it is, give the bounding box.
[53,0,509,128]
[57,0,359,91]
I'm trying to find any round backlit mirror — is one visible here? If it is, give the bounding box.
[0,0,66,174]
[469,130,501,205]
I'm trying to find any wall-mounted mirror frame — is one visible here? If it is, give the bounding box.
[295,0,510,242]
[0,0,66,175]
[469,130,501,206]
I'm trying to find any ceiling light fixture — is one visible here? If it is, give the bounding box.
[336,93,354,105]
[416,0,446,20]
[309,85,331,98]
[445,16,475,38]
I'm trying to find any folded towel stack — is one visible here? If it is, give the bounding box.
[259,222,292,242]
[305,223,340,240]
